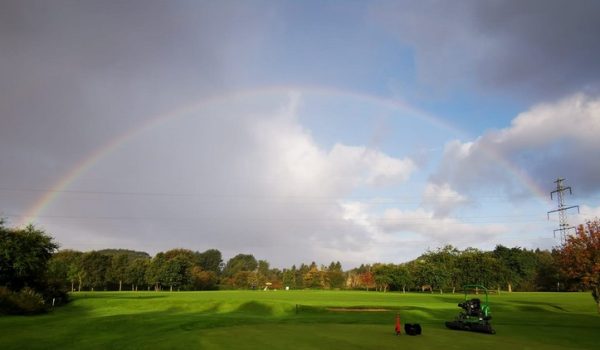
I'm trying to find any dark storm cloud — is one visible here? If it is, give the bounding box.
[2,1,415,267]
[371,0,600,100]
[0,0,272,188]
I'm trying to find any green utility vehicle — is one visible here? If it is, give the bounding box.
[445,285,496,334]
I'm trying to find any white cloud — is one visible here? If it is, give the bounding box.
[338,200,505,259]
[433,93,600,197]
[495,93,600,149]
[575,205,600,224]
[378,207,504,245]
[328,144,417,187]
[422,182,469,217]
[32,93,419,267]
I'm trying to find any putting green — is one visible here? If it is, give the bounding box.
[0,291,598,349]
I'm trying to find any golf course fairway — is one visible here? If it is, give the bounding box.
[1,290,598,349]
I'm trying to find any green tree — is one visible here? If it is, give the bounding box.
[161,249,195,291]
[282,267,296,289]
[392,264,413,293]
[534,249,562,291]
[223,254,258,278]
[0,223,58,291]
[418,246,458,293]
[146,253,166,291]
[127,258,149,291]
[108,253,130,291]
[455,249,503,290]
[327,261,345,289]
[195,249,223,274]
[163,257,189,291]
[295,264,309,289]
[47,250,82,292]
[80,251,111,291]
[493,245,538,291]
[257,260,270,286]
[372,264,395,292]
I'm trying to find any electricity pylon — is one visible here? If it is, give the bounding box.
[547,177,579,243]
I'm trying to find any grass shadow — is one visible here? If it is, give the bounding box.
[234,301,274,316]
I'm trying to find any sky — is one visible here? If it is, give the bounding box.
[1,0,600,268]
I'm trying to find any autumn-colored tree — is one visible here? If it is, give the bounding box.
[189,266,218,290]
[359,270,375,291]
[559,219,600,313]
[303,263,324,288]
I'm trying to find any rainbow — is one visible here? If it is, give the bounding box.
[18,86,550,226]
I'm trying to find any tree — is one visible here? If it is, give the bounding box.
[126,258,149,291]
[392,264,413,293]
[223,254,258,277]
[327,261,346,289]
[190,266,218,290]
[195,249,223,274]
[161,249,195,291]
[0,223,58,291]
[146,253,167,291]
[295,264,309,289]
[282,266,296,289]
[108,253,130,291]
[453,248,503,290]
[417,246,458,293]
[559,219,600,313]
[303,263,324,289]
[0,222,71,314]
[493,245,538,292]
[357,266,375,291]
[167,256,193,291]
[47,250,82,292]
[412,258,449,293]
[80,251,111,291]
[372,264,395,292]
[257,260,270,286]
[534,249,562,291]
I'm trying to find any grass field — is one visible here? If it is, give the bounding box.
[1,290,598,349]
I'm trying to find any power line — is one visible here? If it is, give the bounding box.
[2,211,552,225]
[0,185,543,203]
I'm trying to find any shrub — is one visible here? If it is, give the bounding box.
[0,286,48,315]
[38,281,70,307]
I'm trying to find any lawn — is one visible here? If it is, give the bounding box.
[0,290,598,349]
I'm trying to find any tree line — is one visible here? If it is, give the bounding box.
[2,218,599,313]
[45,243,573,294]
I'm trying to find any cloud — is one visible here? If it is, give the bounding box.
[0,1,278,194]
[369,0,600,99]
[378,208,504,245]
[576,205,600,224]
[422,182,469,217]
[17,93,417,267]
[328,144,416,187]
[432,93,600,198]
[339,201,505,257]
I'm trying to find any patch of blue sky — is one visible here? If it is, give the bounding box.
[252,3,416,97]
[297,92,453,157]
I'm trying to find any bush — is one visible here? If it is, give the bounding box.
[38,281,70,307]
[0,286,48,315]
